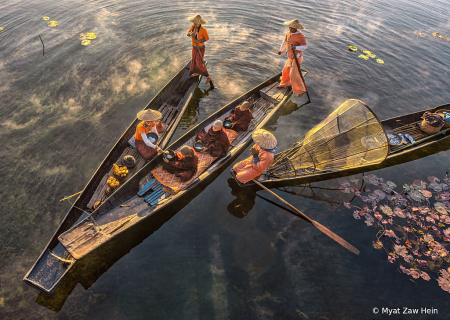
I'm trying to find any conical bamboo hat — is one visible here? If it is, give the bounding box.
[137,109,162,122]
[284,19,305,30]
[188,14,207,24]
[252,129,277,149]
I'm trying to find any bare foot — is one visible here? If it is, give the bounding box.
[205,76,212,85]
[277,85,286,88]
[190,73,199,77]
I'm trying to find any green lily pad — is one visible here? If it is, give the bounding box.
[81,40,91,46]
[43,17,50,21]
[85,32,97,40]
[48,20,59,27]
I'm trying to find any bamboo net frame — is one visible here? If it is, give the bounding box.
[268,99,389,178]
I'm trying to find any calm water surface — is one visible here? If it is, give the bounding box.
[1,0,450,318]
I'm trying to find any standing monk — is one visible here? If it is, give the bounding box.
[278,19,308,97]
[196,120,230,158]
[232,129,277,184]
[135,109,162,160]
[187,14,212,85]
[226,101,253,131]
[163,146,199,181]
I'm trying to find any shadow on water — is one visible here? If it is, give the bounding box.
[35,157,232,313]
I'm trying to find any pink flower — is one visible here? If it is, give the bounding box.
[388,218,393,225]
[410,270,420,279]
[388,256,396,263]
[403,226,411,232]
[404,255,414,262]
[421,272,431,281]
[344,202,351,209]
[374,212,382,220]
[353,211,361,220]
[381,219,388,224]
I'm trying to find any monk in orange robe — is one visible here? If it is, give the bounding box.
[163,146,198,181]
[226,101,253,131]
[277,19,308,97]
[233,129,277,184]
[196,120,230,158]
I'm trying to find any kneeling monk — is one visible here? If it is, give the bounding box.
[135,109,162,160]
[196,120,230,157]
[233,129,277,184]
[163,146,198,181]
[226,101,253,131]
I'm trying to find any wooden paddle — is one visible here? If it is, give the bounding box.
[191,33,214,90]
[291,46,310,103]
[60,191,82,202]
[252,179,360,255]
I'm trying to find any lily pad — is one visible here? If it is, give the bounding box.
[363,50,376,58]
[420,190,432,198]
[43,17,50,20]
[81,40,91,46]
[48,20,59,27]
[414,31,426,37]
[373,241,383,249]
[358,54,369,60]
[85,32,97,40]
[429,182,442,192]
[376,59,384,64]
[409,190,424,201]
[79,33,86,40]
[0,27,3,31]
[387,181,397,189]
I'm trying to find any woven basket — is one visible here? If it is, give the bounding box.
[419,111,444,134]
[435,109,450,128]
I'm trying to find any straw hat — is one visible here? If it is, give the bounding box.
[284,19,305,30]
[137,109,162,122]
[188,14,207,24]
[252,129,277,149]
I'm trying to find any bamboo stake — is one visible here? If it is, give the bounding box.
[252,179,360,255]
[60,191,82,202]
[38,34,44,56]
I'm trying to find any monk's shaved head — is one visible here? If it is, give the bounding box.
[241,101,251,110]
[180,146,192,156]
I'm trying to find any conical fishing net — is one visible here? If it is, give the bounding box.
[268,99,389,178]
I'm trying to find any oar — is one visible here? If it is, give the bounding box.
[191,34,214,90]
[291,46,310,103]
[252,179,359,255]
[60,191,82,202]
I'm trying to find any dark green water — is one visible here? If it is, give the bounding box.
[1,0,450,318]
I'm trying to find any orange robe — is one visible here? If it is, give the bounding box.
[228,106,253,131]
[279,31,307,95]
[163,147,198,181]
[233,145,275,184]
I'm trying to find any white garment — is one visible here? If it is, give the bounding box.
[279,30,307,58]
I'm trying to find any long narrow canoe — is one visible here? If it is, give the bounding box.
[23,62,202,295]
[55,71,308,263]
[232,102,450,188]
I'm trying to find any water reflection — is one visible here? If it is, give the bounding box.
[226,178,256,218]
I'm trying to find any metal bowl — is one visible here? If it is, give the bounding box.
[122,155,136,168]
[146,132,158,143]
[223,120,233,129]
[194,142,204,152]
[164,150,176,161]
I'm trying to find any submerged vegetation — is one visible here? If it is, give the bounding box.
[341,171,450,293]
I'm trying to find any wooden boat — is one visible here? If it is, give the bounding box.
[232,100,450,188]
[23,62,202,295]
[54,71,308,264]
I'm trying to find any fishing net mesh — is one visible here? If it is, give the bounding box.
[268,99,389,178]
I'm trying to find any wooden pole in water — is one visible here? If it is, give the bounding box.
[60,191,82,202]
[291,46,310,103]
[38,34,44,56]
[252,179,359,255]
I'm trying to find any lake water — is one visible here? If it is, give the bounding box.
[1,0,450,318]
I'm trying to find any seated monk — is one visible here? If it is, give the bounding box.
[135,109,162,160]
[163,146,199,182]
[226,101,253,131]
[196,120,230,157]
[233,129,277,184]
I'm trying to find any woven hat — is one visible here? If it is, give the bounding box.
[137,109,162,122]
[213,120,223,128]
[252,129,277,149]
[188,14,207,24]
[284,19,305,30]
